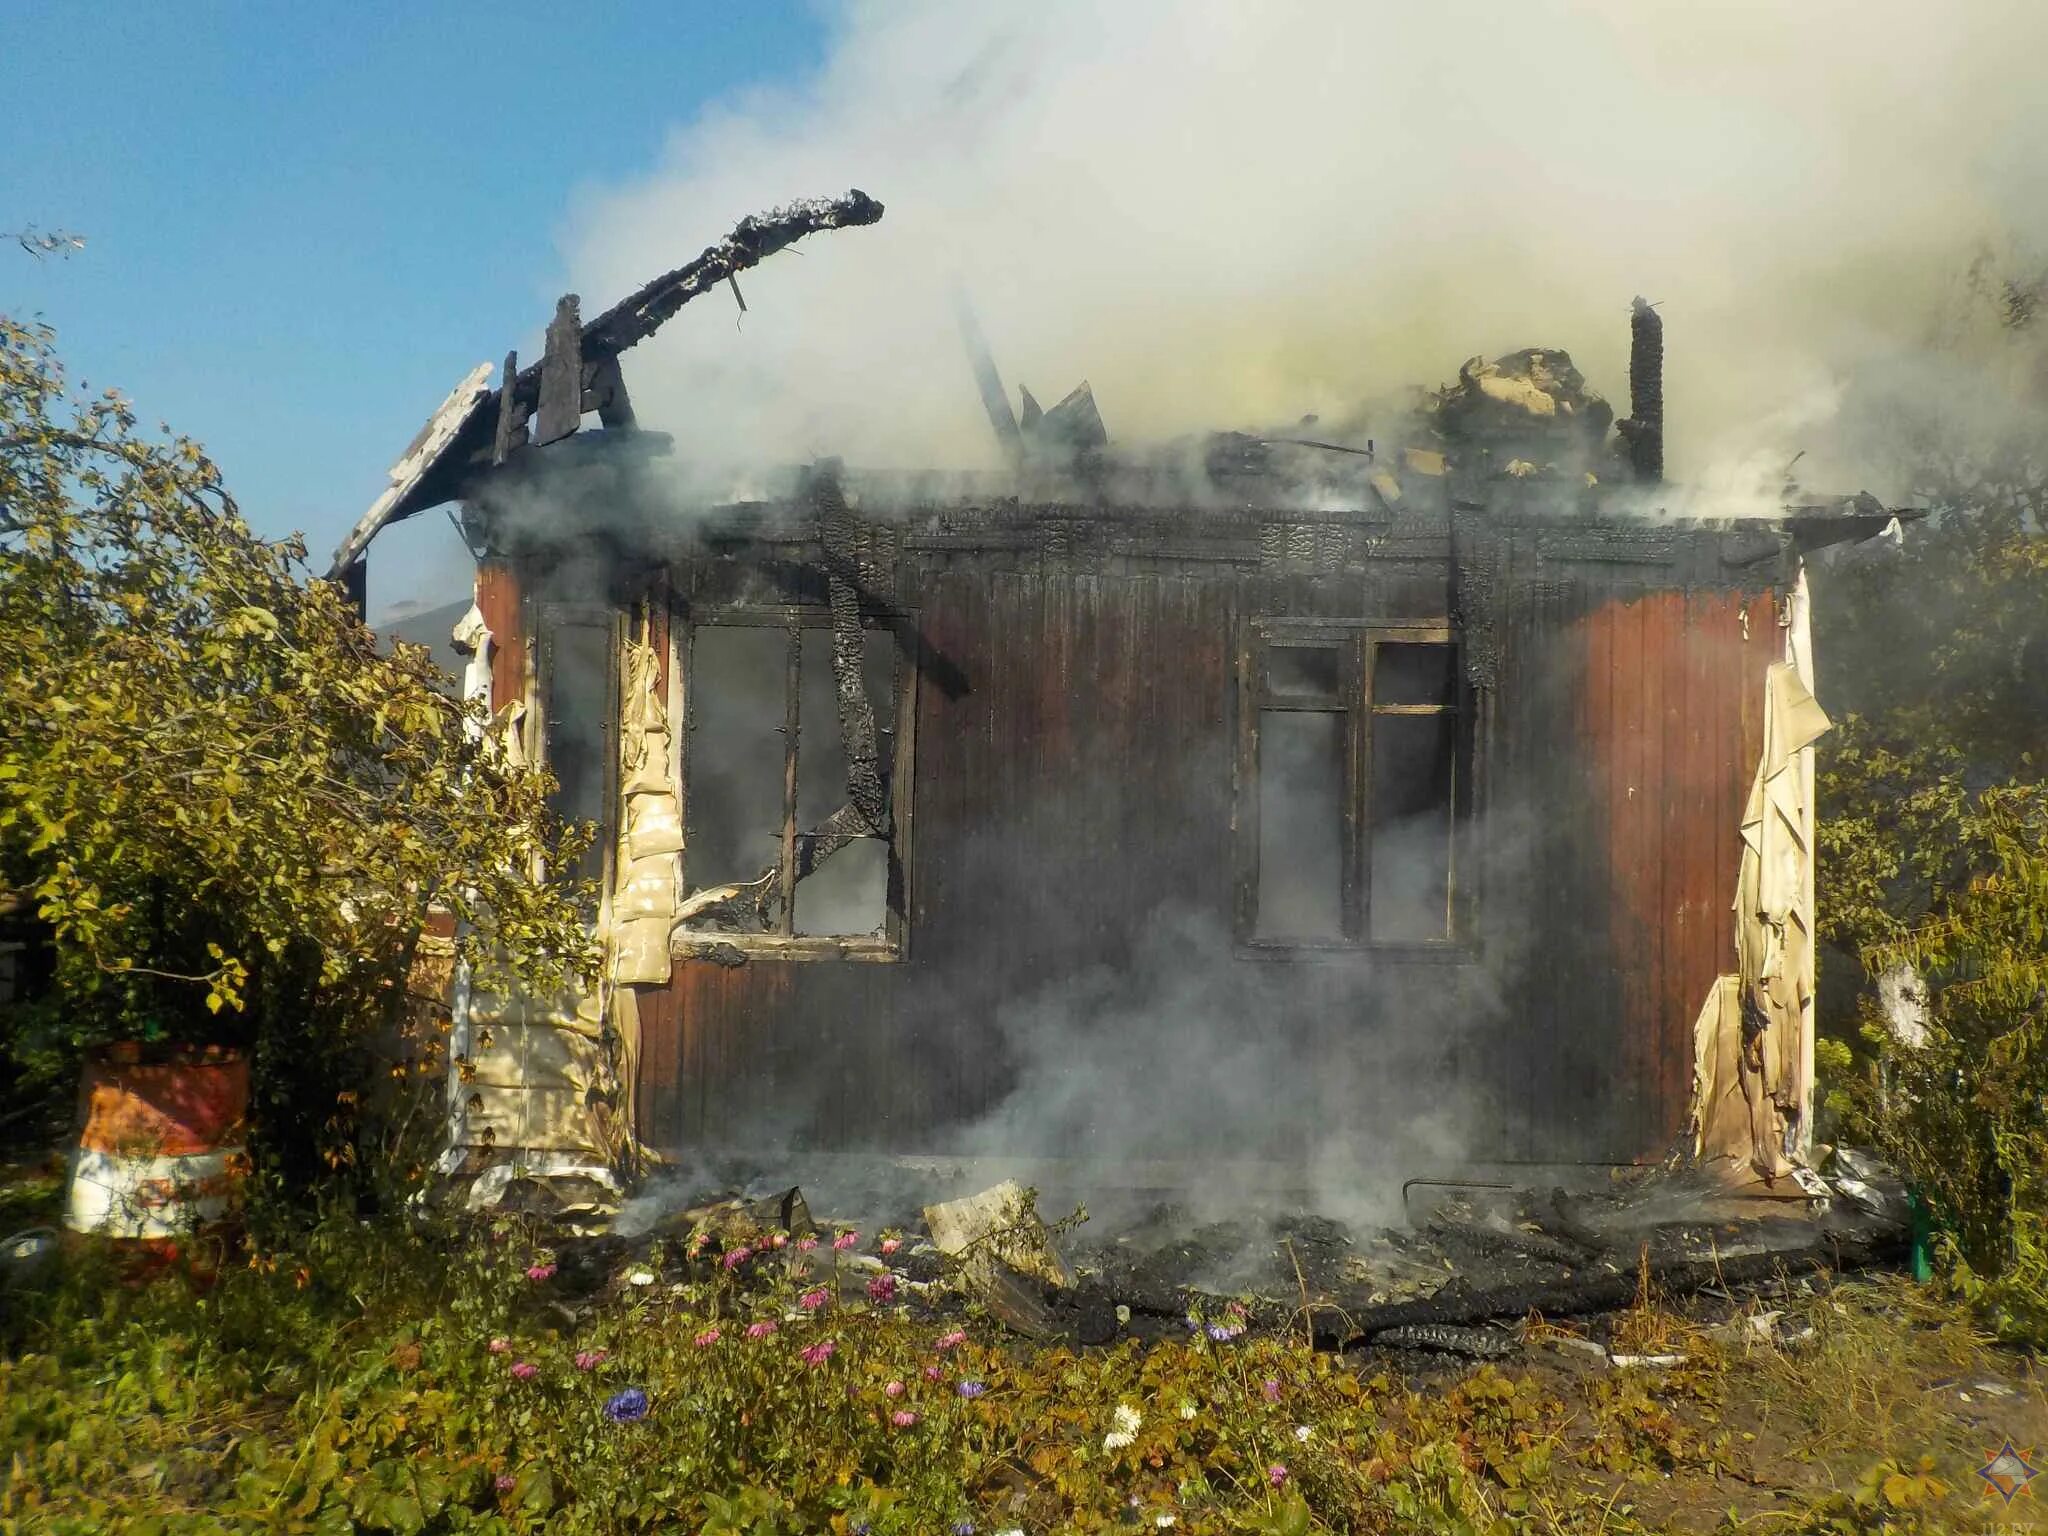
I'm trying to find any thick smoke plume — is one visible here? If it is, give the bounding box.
[556,3,2048,1239]
[564,0,2046,498]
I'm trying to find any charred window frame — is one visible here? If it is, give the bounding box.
[1235,620,1468,953]
[535,604,621,891]
[673,604,917,959]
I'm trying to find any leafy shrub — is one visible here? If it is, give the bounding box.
[1813,279,2048,1343]
[0,315,596,1189]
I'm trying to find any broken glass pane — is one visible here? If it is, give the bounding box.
[1374,642,1458,708]
[685,626,787,893]
[545,619,611,883]
[794,628,890,935]
[1370,711,1456,941]
[1256,709,1344,940]
[1264,644,1342,701]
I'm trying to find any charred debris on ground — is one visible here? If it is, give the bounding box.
[514,1156,1910,1369]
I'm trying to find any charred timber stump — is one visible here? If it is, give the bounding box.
[1618,295,1664,483]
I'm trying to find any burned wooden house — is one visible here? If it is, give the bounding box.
[334,195,1897,1205]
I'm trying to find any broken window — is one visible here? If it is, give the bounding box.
[679,609,912,951]
[539,608,617,886]
[1239,624,1464,948]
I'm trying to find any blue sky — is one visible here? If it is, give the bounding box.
[3,1,826,614]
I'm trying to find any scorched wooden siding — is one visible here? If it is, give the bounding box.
[598,498,1784,1168]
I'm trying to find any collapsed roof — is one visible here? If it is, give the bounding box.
[339,199,1908,584]
[327,190,885,581]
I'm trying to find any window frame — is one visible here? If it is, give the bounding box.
[672,602,918,962]
[1233,617,1469,957]
[534,602,621,894]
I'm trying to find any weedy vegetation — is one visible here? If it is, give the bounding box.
[2,1199,2042,1536]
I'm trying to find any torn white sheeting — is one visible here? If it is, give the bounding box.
[1690,566,1829,1187]
[610,640,680,985]
[452,603,493,743]
[1877,963,1931,1050]
[456,1156,623,1220]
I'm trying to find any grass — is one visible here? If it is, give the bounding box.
[0,1198,2042,1535]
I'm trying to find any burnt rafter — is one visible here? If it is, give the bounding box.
[812,468,890,835]
[327,190,886,578]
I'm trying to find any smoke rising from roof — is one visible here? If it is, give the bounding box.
[562,0,2046,496]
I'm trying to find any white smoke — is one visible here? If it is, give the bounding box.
[560,0,2048,497]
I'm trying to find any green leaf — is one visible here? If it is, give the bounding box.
[512,1462,554,1516]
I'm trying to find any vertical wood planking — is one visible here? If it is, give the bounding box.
[476,559,525,712]
[636,522,1786,1166]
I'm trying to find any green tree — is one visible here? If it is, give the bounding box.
[1813,259,2048,1339]
[0,315,595,1187]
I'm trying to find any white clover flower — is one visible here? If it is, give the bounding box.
[1102,1403,1142,1451]
[1178,1400,1198,1421]
[1294,1424,1313,1442]
[627,1269,654,1287]
[1156,1516,1178,1529]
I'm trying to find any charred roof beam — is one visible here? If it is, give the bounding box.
[328,190,885,579]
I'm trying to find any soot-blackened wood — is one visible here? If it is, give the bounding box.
[536,295,584,447]
[1326,1228,1899,1350]
[338,558,368,618]
[637,511,1790,1162]
[365,193,886,535]
[1621,296,1664,484]
[583,354,636,430]
[492,351,521,466]
[955,292,1022,463]
[778,626,801,937]
[583,191,884,358]
[814,471,888,834]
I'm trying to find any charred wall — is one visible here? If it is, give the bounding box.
[503,486,1781,1174]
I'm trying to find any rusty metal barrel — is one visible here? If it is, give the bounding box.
[65,1044,250,1264]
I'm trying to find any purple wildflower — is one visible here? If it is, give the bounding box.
[693,1327,721,1347]
[800,1287,831,1310]
[746,1320,778,1340]
[1262,1378,1281,1403]
[722,1246,751,1270]
[524,1262,556,1282]
[884,1379,905,1398]
[494,1473,517,1492]
[801,1339,837,1367]
[603,1387,650,1424]
[891,1409,918,1428]
[795,1236,818,1253]
[487,1336,511,1354]
[957,1379,987,1399]
[509,1361,538,1381]
[574,1349,608,1371]
[936,1329,967,1350]
[833,1230,860,1251]
[1267,1464,1289,1488]
[867,1273,898,1304]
